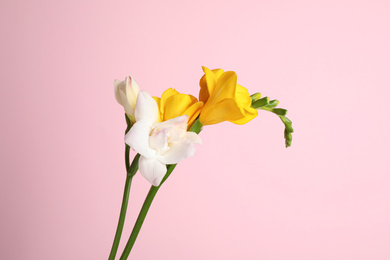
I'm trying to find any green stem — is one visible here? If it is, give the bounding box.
[108,175,132,260]
[119,185,159,260]
[119,164,176,260]
[108,148,140,260]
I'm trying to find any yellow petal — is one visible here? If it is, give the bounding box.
[211,71,237,102]
[160,88,180,115]
[156,88,203,129]
[164,94,197,120]
[184,101,203,127]
[235,84,253,108]
[199,66,224,103]
[230,107,258,125]
[200,98,244,125]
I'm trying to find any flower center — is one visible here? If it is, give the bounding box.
[149,127,170,154]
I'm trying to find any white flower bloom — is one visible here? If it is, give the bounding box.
[125,91,202,186]
[114,76,140,123]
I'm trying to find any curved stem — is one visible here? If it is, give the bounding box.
[108,148,140,260]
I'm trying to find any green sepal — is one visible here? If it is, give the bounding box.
[124,114,136,176]
[250,95,294,147]
[128,154,140,177]
[125,114,133,135]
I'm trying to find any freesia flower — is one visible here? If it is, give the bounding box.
[198,66,258,125]
[125,91,202,186]
[154,88,203,129]
[114,76,140,123]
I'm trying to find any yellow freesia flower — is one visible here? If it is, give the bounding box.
[154,88,203,128]
[198,66,258,125]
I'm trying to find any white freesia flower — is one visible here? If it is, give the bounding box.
[125,91,202,186]
[114,76,140,123]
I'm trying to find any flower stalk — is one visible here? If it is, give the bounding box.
[108,151,140,260]
[119,180,160,259]
[108,115,139,260]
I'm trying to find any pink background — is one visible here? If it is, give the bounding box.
[1,0,389,259]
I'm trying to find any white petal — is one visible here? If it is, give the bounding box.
[125,120,155,158]
[119,89,133,116]
[158,139,196,165]
[153,115,189,143]
[184,132,202,144]
[114,79,125,105]
[149,128,168,152]
[139,156,167,186]
[134,91,159,123]
[155,115,188,132]
[125,76,140,111]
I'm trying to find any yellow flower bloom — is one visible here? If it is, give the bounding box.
[198,66,258,125]
[154,88,203,128]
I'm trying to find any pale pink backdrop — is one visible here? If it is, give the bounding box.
[1,0,389,259]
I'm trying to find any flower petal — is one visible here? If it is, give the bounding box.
[154,115,188,132]
[114,79,125,105]
[134,91,159,123]
[211,71,237,102]
[125,76,140,111]
[120,89,134,117]
[139,156,167,186]
[149,128,168,152]
[152,96,162,122]
[199,98,243,125]
[125,120,155,158]
[228,84,258,125]
[199,66,224,103]
[199,67,215,103]
[160,88,180,115]
[164,94,197,121]
[229,109,258,125]
[158,138,198,165]
[184,131,202,144]
[184,101,203,128]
